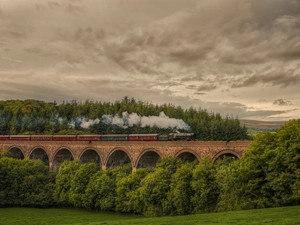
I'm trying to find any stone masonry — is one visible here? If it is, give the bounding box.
[0,140,251,171]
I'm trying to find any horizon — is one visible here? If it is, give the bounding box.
[1,97,294,124]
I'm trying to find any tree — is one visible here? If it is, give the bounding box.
[138,157,183,216]
[0,156,55,207]
[192,157,219,213]
[54,160,81,206]
[69,163,98,208]
[167,162,196,215]
[115,168,150,214]
[84,164,131,211]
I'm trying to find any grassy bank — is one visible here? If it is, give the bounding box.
[0,206,300,225]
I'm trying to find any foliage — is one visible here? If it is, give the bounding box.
[83,164,132,211]
[192,156,219,213]
[69,163,98,208]
[53,160,81,206]
[167,162,196,215]
[115,168,150,214]
[0,98,249,140]
[215,119,300,211]
[0,119,299,216]
[0,156,55,207]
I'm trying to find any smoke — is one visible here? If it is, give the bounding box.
[81,118,100,128]
[68,117,100,129]
[62,111,190,130]
[101,111,190,130]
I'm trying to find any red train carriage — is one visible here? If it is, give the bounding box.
[52,135,77,141]
[128,134,158,141]
[76,135,102,141]
[8,135,31,141]
[30,135,53,141]
[0,135,9,140]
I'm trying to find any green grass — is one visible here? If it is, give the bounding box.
[0,206,299,225]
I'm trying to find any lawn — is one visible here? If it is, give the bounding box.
[0,206,299,225]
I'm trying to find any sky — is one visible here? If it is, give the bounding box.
[0,0,300,121]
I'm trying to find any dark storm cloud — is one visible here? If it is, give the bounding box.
[197,84,217,92]
[1,0,300,120]
[273,99,293,106]
[231,72,300,88]
[168,45,212,65]
[187,85,197,90]
[194,92,205,95]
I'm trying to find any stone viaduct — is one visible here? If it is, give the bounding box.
[0,140,251,171]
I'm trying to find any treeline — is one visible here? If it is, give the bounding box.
[0,97,248,140]
[1,120,299,215]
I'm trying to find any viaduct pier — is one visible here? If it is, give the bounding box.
[0,140,251,171]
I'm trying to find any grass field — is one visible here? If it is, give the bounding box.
[0,206,300,225]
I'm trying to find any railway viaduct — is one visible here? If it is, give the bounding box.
[0,140,251,171]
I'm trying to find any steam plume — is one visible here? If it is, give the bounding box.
[101,111,190,130]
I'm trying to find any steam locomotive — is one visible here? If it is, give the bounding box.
[0,132,196,142]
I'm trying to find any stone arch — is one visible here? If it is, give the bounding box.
[79,148,101,165]
[176,149,200,162]
[136,148,162,169]
[52,147,74,172]
[106,147,132,169]
[29,147,49,165]
[212,150,241,163]
[8,146,25,159]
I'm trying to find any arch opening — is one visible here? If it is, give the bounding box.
[9,147,24,159]
[137,151,160,169]
[80,149,100,164]
[30,148,49,165]
[53,149,74,172]
[106,150,131,169]
[177,152,198,162]
[213,153,239,165]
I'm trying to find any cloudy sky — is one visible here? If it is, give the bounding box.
[1,0,300,121]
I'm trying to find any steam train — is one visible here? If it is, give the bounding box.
[0,132,196,142]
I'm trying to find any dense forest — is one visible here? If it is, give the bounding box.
[0,97,248,140]
[0,119,299,216]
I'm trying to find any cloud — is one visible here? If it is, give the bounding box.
[197,84,217,92]
[0,0,299,121]
[273,99,293,106]
[231,73,300,88]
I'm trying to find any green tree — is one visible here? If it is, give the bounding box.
[167,162,196,215]
[266,120,300,206]
[0,156,55,207]
[84,164,131,211]
[69,163,98,208]
[115,168,150,214]
[215,160,243,212]
[54,160,81,206]
[192,156,219,213]
[138,157,183,216]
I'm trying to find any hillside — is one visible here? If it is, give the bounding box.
[240,119,287,137]
[240,119,286,130]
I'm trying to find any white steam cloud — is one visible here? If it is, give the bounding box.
[68,117,100,129]
[62,112,190,130]
[101,111,190,130]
